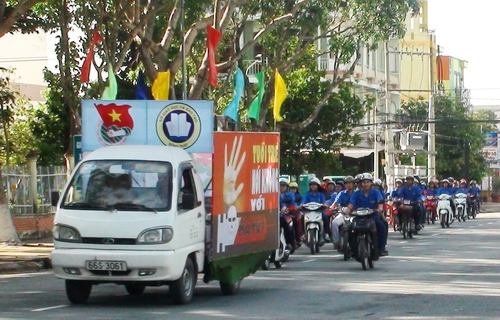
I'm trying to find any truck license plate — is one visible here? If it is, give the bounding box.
[86,260,127,271]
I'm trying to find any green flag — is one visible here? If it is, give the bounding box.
[247,72,265,120]
[101,64,117,100]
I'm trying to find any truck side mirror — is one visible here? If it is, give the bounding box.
[181,193,195,210]
[51,191,60,207]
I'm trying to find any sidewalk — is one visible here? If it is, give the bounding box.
[0,237,53,274]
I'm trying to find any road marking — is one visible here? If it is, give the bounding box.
[302,259,317,263]
[430,233,438,237]
[32,305,68,312]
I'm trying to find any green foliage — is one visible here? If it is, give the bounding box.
[280,67,369,177]
[399,95,490,181]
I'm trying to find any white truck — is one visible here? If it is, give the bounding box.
[51,100,280,304]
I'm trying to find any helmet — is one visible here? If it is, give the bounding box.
[405,175,414,181]
[441,179,449,184]
[327,180,336,186]
[279,178,289,185]
[344,175,355,183]
[373,179,382,186]
[359,173,373,182]
[354,174,363,183]
[421,181,427,187]
[289,181,299,188]
[395,179,403,184]
[336,180,344,186]
[448,177,455,181]
[470,180,477,185]
[309,177,321,186]
[460,178,467,185]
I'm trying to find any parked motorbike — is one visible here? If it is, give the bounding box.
[437,194,454,228]
[455,193,468,222]
[350,208,379,270]
[425,195,437,224]
[302,202,325,254]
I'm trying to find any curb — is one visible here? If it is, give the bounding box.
[0,258,52,274]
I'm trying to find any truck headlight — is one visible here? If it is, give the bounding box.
[53,224,81,242]
[137,227,173,244]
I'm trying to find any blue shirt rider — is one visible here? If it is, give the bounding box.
[302,177,330,241]
[397,176,423,230]
[345,173,388,256]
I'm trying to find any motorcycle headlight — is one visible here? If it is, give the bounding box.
[53,224,81,243]
[137,227,173,244]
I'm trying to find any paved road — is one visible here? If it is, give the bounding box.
[2,213,500,320]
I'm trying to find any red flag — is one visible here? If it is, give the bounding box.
[207,25,222,87]
[94,103,134,130]
[80,30,102,83]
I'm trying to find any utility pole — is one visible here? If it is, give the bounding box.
[427,33,436,181]
[384,40,393,189]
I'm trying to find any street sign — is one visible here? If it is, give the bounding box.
[73,135,82,164]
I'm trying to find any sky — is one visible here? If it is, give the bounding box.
[427,0,500,106]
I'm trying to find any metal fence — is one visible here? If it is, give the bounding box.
[2,166,68,215]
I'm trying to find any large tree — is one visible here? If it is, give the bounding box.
[0,0,46,37]
[398,95,490,181]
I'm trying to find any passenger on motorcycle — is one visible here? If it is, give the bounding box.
[335,180,345,193]
[390,179,403,198]
[437,179,456,215]
[424,179,438,196]
[279,179,298,248]
[324,180,338,205]
[469,180,481,211]
[397,175,423,231]
[344,173,388,256]
[302,178,331,241]
[372,179,387,200]
[289,181,304,246]
[329,175,356,250]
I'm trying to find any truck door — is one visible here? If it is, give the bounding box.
[176,165,205,249]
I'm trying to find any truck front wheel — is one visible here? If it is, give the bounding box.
[220,279,241,295]
[65,280,92,304]
[169,258,196,305]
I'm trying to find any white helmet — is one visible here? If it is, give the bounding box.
[279,178,289,185]
[373,179,382,186]
[309,177,321,186]
[359,173,373,182]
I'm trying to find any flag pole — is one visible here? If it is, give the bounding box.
[181,0,187,100]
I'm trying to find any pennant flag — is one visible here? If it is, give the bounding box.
[80,30,102,83]
[223,67,244,122]
[273,69,288,122]
[101,64,118,100]
[207,25,222,87]
[247,72,265,120]
[152,70,170,100]
[135,71,149,100]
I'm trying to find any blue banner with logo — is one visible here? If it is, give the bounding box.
[484,132,498,147]
[82,100,214,153]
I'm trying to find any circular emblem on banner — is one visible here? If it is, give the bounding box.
[156,103,201,149]
[96,121,131,146]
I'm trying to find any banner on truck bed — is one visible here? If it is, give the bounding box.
[212,132,280,260]
[81,100,213,153]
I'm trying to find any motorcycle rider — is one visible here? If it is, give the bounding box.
[372,179,387,200]
[335,180,345,193]
[437,179,456,216]
[324,180,337,203]
[279,179,297,249]
[469,180,481,212]
[344,173,388,256]
[302,177,331,242]
[390,179,403,198]
[456,179,470,215]
[397,175,423,231]
[329,175,356,251]
[425,179,438,196]
[288,181,304,246]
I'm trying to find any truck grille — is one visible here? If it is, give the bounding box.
[89,270,132,276]
[82,237,137,245]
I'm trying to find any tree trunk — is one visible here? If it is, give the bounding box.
[0,170,21,243]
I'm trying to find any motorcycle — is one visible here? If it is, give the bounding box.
[339,212,353,261]
[385,199,400,232]
[398,200,416,239]
[468,194,479,219]
[437,194,454,228]
[262,219,289,270]
[425,195,437,224]
[350,208,379,270]
[302,202,325,254]
[455,193,468,222]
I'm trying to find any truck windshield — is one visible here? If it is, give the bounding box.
[61,160,173,211]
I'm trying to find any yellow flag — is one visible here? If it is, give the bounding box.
[273,69,287,122]
[152,70,170,100]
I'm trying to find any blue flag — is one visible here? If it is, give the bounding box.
[135,71,149,100]
[223,67,244,122]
